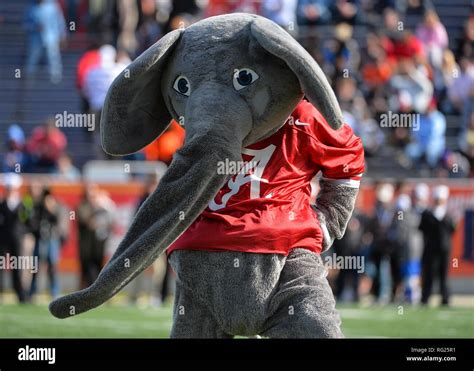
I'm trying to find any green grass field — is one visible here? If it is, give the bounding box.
[0,303,472,338]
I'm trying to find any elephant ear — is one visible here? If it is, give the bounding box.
[251,17,344,130]
[101,29,182,155]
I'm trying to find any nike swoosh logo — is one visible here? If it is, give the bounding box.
[295,119,310,126]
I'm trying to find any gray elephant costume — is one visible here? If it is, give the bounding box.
[50,13,365,338]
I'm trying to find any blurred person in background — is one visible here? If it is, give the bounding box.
[333,208,369,303]
[335,76,367,129]
[447,57,474,114]
[382,28,425,66]
[166,0,199,31]
[113,49,132,76]
[17,181,43,290]
[76,42,101,113]
[435,50,460,112]
[403,0,434,17]
[115,0,139,54]
[2,124,26,173]
[387,192,419,303]
[361,31,393,91]
[25,118,67,173]
[136,0,164,55]
[458,110,474,177]
[331,0,363,25]
[368,182,395,304]
[322,23,361,81]
[415,9,448,69]
[54,153,81,181]
[404,182,431,304]
[77,185,115,289]
[24,0,67,83]
[419,185,456,306]
[261,0,297,30]
[389,57,433,115]
[296,0,331,26]
[0,174,26,303]
[129,174,169,307]
[456,14,474,60]
[28,187,65,300]
[355,108,385,157]
[143,121,185,165]
[405,98,446,170]
[82,45,118,115]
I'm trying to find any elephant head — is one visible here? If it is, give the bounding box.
[49,13,343,318]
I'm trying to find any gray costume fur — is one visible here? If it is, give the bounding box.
[49,13,360,338]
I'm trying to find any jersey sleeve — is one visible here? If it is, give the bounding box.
[306,104,365,188]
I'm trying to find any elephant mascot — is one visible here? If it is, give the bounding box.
[50,13,365,338]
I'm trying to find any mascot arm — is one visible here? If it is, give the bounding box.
[310,122,365,251]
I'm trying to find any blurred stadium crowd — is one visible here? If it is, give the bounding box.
[2,0,473,176]
[0,0,472,308]
[0,173,460,308]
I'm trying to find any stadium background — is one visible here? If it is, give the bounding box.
[0,0,473,338]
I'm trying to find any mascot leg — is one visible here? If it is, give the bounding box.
[170,279,232,338]
[261,248,344,338]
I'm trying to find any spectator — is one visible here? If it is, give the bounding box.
[356,108,385,156]
[76,43,101,113]
[389,57,433,114]
[25,118,67,173]
[143,121,185,165]
[114,49,132,76]
[403,0,434,18]
[368,183,396,303]
[456,14,474,60]
[333,209,368,302]
[435,50,460,111]
[322,23,361,80]
[2,125,26,173]
[128,174,169,307]
[335,76,367,126]
[261,0,298,30]
[382,30,425,65]
[458,110,474,176]
[331,0,363,25]
[167,0,200,31]
[28,187,64,300]
[404,183,431,304]
[416,9,448,69]
[448,57,474,113]
[82,45,118,114]
[24,0,67,83]
[54,153,81,181]
[77,185,115,289]
[388,193,419,303]
[0,174,27,303]
[296,0,331,26]
[116,0,139,54]
[136,0,164,55]
[405,99,446,169]
[419,185,456,306]
[361,33,393,89]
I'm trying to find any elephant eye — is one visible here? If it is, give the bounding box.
[173,75,191,96]
[233,68,259,91]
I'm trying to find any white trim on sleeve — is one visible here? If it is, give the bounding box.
[321,176,361,188]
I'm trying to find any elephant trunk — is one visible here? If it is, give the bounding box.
[49,86,252,318]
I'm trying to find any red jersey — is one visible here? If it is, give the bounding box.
[168,99,365,256]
